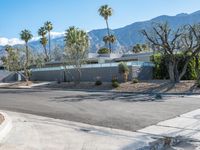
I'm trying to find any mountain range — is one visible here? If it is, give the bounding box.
[1,10,200,54]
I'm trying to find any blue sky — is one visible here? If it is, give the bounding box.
[0,0,200,38]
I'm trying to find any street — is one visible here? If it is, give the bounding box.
[0,89,200,131]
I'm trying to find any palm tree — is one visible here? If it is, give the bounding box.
[44,21,53,59]
[118,62,130,82]
[103,34,116,49]
[20,29,33,85]
[38,27,49,61]
[109,34,116,44]
[98,5,113,52]
[103,35,109,46]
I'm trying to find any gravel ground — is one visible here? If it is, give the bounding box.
[1,80,200,94]
[40,80,200,94]
[118,80,200,93]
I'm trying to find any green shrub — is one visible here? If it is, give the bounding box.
[98,48,110,54]
[197,80,200,88]
[132,78,139,84]
[112,81,119,88]
[152,54,200,80]
[118,62,129,82]
[57,80,61,84]
[155,94,162,100]
[95,80,102,86]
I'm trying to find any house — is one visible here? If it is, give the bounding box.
[30,52,154,82]
[42,52,153,68]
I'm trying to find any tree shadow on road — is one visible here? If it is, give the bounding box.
[50,93,166,103]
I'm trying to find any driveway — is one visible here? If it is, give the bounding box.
[0,89,200,131]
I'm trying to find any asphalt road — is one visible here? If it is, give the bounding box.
[0,88,200,131]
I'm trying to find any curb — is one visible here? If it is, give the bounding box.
[0,112,12,142]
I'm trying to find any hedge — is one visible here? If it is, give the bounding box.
[152,54,200,80]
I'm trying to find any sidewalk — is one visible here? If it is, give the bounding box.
[2,106,200,149]
[0,82,52,89]
[0,111,160,150]
[139,107,200,149]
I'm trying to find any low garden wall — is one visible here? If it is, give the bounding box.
[30,65,153,82]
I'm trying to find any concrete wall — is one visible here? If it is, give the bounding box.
[0,71,17,82]
[30,66,153,82]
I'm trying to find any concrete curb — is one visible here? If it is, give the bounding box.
[0,112,12,143]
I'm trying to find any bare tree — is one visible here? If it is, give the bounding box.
[142,23,200,83]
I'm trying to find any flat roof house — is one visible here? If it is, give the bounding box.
[30,52,154,82]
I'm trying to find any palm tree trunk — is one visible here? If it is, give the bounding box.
[43,45,49,62]
[48,32,51,60]
[25,42,29,86]
[105,19,112,53]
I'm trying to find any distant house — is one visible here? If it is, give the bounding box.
[42,52,153,68]
[93,52,153,63]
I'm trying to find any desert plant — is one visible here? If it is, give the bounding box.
[98,48,110,54]
[95,80,102,86]
[132,44,148,53]
[95,76,102,86]
[152,54,200,80]
[118,62,129,82]
[197,80,200,88]
[112,81,119,88]
[57,79,61,84]
[142,23,200,83]
[20,29,33,86]
[132,78,139,84]
[112,76,118,83]
[64,26,89,84]
[1,45,20,71]
[155,94,162,100]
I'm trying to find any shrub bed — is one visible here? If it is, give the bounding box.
[152,54,200,80]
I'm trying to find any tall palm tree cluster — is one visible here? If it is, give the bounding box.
[19,21,53,85]
[12,4,114,85]
[98,5,116,53]
[38,21,53,62]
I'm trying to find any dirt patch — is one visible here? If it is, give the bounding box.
[0,114,5,125]
[12,81,33,87]
[1,80,200,94]
[44,80,200,94]
[117,80,200,94]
